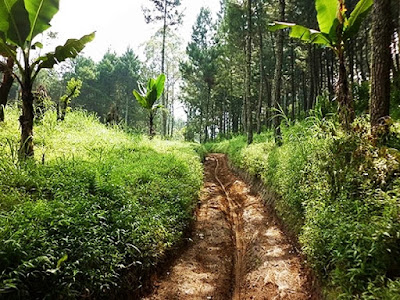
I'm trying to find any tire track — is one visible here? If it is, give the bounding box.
[142,154,314,300]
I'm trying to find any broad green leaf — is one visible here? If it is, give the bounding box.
[133,90,147,109]
[0,0,15,36]
[134,74,165,111]
[155,73,166,99]
[315,0,339,35]
[4,0,31,47]
[25,0,59,41]
[269,22,332,46]
[146,87,158,108]
[37,32,95,70]
[147,78,155,91]
[344,0,373,39]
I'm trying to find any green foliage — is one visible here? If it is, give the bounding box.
[315,0,339,37]
[58,77,82,121]
[353,81,370,115]
[37,33,95,71]
[0,0,94,77]
[133,73,166,110]
[0,108,203,298]
[269,0,373,49]
[64,49,144,127]
[0,0,94,157]
[207,117,400,298]
[60,77,82,105]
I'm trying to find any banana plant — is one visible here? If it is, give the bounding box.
[0,0,95,158]
[133,74,166,138]
[270,0,373,130]
[58,77,82,121]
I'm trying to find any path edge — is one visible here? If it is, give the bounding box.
[223,154,323,300]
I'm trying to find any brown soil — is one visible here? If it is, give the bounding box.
[142,154,315,300]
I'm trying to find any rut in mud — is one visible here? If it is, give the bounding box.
[143,154,314,300]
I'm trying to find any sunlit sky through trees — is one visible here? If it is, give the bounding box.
[47,0,221,62]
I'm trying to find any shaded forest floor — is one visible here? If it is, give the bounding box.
[143,154,315,300]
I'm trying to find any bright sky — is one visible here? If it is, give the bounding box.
[49,0,221,61]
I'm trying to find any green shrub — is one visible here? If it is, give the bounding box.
[0,109,203,298]
[207,117,400,298]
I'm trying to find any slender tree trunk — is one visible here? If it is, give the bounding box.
[315,48,321,98]
[199,107,203,143]
[272,0,285,145]
[245,0,253,144]
[370,0,392,136]
[256,24,264,134]
[357,40,366,82]
[205,86,211,142]
[243,46,248,134]
[307,45,315,111]
[0,57,15,122]
[291,44,295,121]
[19,75,34,158]
[302,71,307,113]
[125,96,129,126]
[327,49,334,100]
[265,79,271,128]
[364,30,371,78]
[170,84,175,137]
[337,48,355,130]
[161,0,168,137]
[348,40,354,86]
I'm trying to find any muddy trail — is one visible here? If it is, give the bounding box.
[142,154,314,300]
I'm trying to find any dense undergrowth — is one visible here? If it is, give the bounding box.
[206,114,400,299]
[0,107,204,299]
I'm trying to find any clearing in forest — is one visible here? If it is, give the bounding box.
[143,154,315,300]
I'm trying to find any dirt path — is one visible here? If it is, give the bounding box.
[142,154,313,300]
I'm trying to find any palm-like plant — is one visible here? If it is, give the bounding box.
[58,77,82,121]
[270,0,373,130]
[0,0,95,158]
[133,74,166,138]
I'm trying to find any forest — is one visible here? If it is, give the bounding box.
[0,0,400,299]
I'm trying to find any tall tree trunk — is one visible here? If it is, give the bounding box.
[125,96,129,126]
[19,75,34,158]
[246,0,253,144]
[272,0,285,145]
[170,84,175,137]
[265,79,271,128]
[205,86,211,142]
[356,40,366,82]
[370,0,392,136]
[302,71,307,113]
[0,57,15,122]
[337,47,355,130]
[349,40,354,86]
[291,44,295,121]
[161,0,168,137]
[364,29,371,78]
[256,24,264,134]
[307,45,315,111]
[327,49,334,100]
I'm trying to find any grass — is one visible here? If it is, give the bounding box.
[0,107,204,299]
[206,115,400,299]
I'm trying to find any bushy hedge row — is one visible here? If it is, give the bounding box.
[0,110,203,298]
[206,118,400,298]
